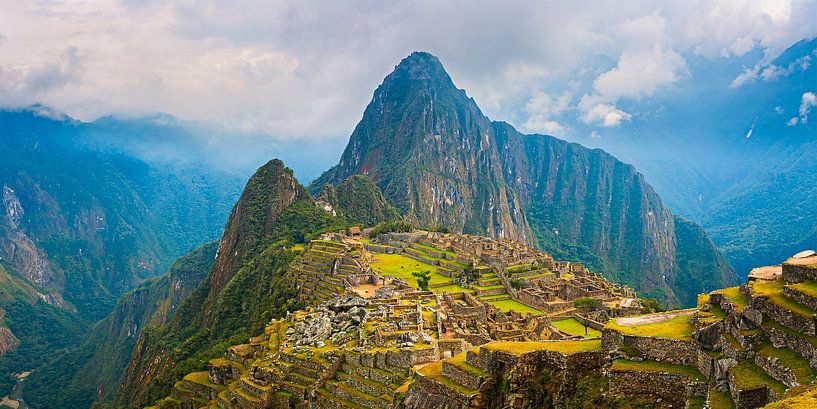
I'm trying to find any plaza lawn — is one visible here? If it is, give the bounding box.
[483,339,601,355]
[605,310,695,341]
[370,253,470,293]
[488,299,542,316]
[552,317,601,337]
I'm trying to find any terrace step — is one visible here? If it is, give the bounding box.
[324,380,390,409]
[336,371,394,401]
[784,280,817,311]
[754,341,817,387]
[315,387,368,409]
[728,361,787,408]
[340,363,407,386]
[750,280,817,336]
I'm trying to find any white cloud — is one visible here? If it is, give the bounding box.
[593,46,688,100]
[522,90,570,135]
[731,54,813,88]
[787,117,799,126]
[775,106,784,114]
[800,91,817,123]
[579,96,632,127]
[0,0,815,140]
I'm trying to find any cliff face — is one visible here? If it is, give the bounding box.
[312,52,531,242]
[312,52,737,306]
[317,174,401,227]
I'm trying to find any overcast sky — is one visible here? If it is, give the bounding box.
[1,0,816,143]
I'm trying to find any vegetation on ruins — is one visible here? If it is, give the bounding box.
[369,220,413,238]
[412,270,432,291]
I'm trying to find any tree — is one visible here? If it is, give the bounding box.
[572,297,600,336]
[412,270,431,291]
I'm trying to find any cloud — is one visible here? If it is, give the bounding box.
[0,0,815,141]
[522,90,570,135]
[800,91,817,123]
[787,117,799,126]
[0,47,83,106]
[579,96,632,127]
[731,54,813,88]
[593,46,688,99]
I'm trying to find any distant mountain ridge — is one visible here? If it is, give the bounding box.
[312,51,737,306]
[0,107,242,399]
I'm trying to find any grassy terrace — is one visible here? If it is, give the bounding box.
[413,242,457,258]
[751,279,817,318]
[790,280,817,298]
[712,287,749,312]
[487,299,542,316]
[483,339,601,355]
[762,315,817,347]
[447,352,488,377]
[552,318,602,337]
[611,359,706,381]
[756,341,817,385]
[370,253,470,292]
[417,361,477,395]
[605,311,695,341]
[708,384,736,409]
[729,361,787,396]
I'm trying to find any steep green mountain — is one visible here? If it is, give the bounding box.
[312,52,737,306]
[0,263,85,394]
[115,159,397,408]
[317,174,401,227]
[0,107,242,402]
[20,241,217,409]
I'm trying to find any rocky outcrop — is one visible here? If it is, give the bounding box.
[311,52,736,306]
[0,326,19,355]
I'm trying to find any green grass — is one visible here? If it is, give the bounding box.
[708,384,736,409]
[610,359,706,381]
[729,361,787,396]
[413,242,457,257]
[417,362,478,395]
[433,284,474,294]
[756,341,817,384]
[713,287,749,312]
[762,315,817,347]
[447,352,487,377]
[751,280,817,318]
[370,254,468,293]
[483,339,601,355]
[605,311,694,341]
[552,318,601,337]
[790,280,817,298]
[488,299,543,316]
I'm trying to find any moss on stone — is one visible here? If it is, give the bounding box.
[713,287,749,312]
[729,361,787,396]
[610,359,706,381]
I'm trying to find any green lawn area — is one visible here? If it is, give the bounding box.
[417,361,477,395]
[483,339,601,355]
[370,253,470,293]
[729,361,786,396]
[447,352,487,377]
[713,287,749,312]
[751,279,816,318]
[488,299,542,316]
[756,341,817,384]
[605,311,695,341]
[413,242,457,258]
[790,280,817,298]
[552,318,601,337]
[611,359,706,381]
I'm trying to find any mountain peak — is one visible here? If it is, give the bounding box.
[382,51,457,92]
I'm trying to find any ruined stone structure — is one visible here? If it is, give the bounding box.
[154,230,817,409]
